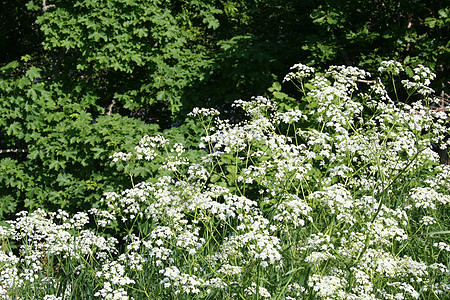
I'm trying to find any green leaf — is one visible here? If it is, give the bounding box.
[273,91,288,99]
[28,150,39,160]
[209,174,221,183]
[16,77,31,89]
[2,61,19,71]
[92,147,106,159]
[26,1,40,11]
[156,90,166,101]
[131,54,143,65]
[57,173,72,186]
[6,122,21,136]
[268,82,282,92]
[26,88,38,100]
[438,8,448,19]
[405,66,414,77]
[26,67,41,80]
[49,160,61,171]
[425,231,450,236]
[425,18,437,28]
[134,28,148,38]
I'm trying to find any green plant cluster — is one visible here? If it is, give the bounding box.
[0,63,448,299]
[24,0,221,114]
[0,61,159,216]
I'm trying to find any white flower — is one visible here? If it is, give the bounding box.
[420,216,436,225]
[43,295,62,300]
[110,151,132,163]
[188,107,220,117]
[378,60,404,75]
[433,242,450,252]
[283,63,315,82]
[308,275,347,298]
[244,282,272,298]
[410,187,450,209]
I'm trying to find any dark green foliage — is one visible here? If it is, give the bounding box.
[188,1,308,113]
[27,0,221,116]
[299,0,449,91]
[6,0,449,118]
[0,0,43,64]
[0,62,158,216]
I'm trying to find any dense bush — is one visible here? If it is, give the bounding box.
[0,62,448,299]
[0,62,159,216]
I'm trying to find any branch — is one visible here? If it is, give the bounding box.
[0,149,28,154]
[355,78,377,84]
[406,14,413,52]
[106,99,116,116]
[42,0,55,12]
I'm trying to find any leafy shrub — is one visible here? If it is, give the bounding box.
[0,62,449,299]
[0,62,159,216]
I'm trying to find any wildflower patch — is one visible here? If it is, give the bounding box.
[0,62,449,299]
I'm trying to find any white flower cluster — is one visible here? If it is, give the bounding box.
[110,151,132,162]
[378,60,404,75]
[326,65,371,93]
[401,64,436,96]
[304,65,368,133]
[134,134,169,161]
[244,282,271,298]
[275,109,307,124]
[110,133,176,165]
[1,60,448,299]
[188,107,220,117]
[283,63,315,82]
[371,79,392,101]
[0,252,21,298]
[308,275,347,299]
[309,184,357,225]
[233,96,278,118]
[0,209,118,298]
[95,260,135,299]
[409,187,450,209]
[273,193,313,229]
